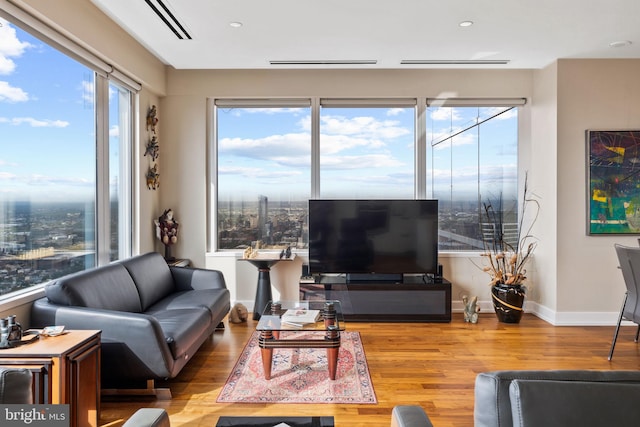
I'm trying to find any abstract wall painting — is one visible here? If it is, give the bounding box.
[587,130,640,235]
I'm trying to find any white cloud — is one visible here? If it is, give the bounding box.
[0,19,33,75]
[430,107,462,121]
[231,108,306,117]
[82,80,94,104]
[3,117,69,128]
[321,115,410,139]
[320,134,386,154]
[430,129,477,148]
[320,153,404,170]
[386,108,405,116]
[483,107,517,120]
[220,133,311,159]
[109,125,119,137]
[0,171,17,180]
[26,174,92,187]
[0,81,28,102]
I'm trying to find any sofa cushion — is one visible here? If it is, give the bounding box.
[44,263,142,312]
[119,252,175,311]
[145,288,230,322]
[152,308,212,359]
[509,379,640,427]
[475,370,640,427]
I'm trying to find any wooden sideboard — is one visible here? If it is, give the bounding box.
[0,329,101,427]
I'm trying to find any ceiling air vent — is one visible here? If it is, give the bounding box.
[401,59,510,65]
[270,60,378,65]
[145,0,191,40]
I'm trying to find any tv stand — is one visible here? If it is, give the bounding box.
[346,273,402,283]
[300,275,451,322]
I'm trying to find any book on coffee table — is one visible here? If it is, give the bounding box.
[281,308,321,327]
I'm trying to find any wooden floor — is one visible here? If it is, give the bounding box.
[99,313,640,427]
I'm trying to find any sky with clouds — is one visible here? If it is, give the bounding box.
[0,18,102,202]
[218,104,517,203]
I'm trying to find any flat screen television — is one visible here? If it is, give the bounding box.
[308,199,439,277]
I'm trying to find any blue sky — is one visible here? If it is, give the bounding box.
[0,18,96,202]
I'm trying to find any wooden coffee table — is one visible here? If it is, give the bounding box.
[255,300,345,380]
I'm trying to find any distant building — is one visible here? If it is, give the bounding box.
[258,195,268,243]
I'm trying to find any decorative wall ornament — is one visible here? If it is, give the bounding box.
[144,135,159,161]
[146,105,159,133]
[145,105,160,189]
[146,164,159,190]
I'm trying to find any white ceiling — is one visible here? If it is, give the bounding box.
[91,0,640,70]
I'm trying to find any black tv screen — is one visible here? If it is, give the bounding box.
[308,199,439,275]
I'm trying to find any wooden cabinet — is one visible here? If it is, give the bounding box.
[0,330,101,427]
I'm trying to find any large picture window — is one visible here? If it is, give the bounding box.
[212,98,520,253]
[215,100,312,250]
[427,104,519,250]
[0,17,133,297]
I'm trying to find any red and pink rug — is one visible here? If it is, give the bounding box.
[217,331,377,404]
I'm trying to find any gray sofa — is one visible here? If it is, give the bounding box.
[30,252,231,389]
[393,370,640,427]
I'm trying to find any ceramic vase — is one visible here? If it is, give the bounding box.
[491,284,525,323]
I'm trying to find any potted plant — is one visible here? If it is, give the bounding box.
[478,173,539,323]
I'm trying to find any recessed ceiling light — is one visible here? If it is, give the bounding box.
[459,21,474,27]
[229,22,243,28]
[609,40,631,48]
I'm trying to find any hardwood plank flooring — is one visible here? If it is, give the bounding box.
[99,314,640,427]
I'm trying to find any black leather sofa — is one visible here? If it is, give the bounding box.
[31,252,230,391]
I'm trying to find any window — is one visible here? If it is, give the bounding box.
[212,98,520,253]
[215,100,312,250]
[108,82,133,261]
[427,105,519,250]
[0,17,133,297]
[319,101,415,199]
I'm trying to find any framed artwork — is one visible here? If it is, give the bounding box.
[587,130,640,235]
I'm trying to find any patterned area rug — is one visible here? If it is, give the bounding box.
[217,331,377,404]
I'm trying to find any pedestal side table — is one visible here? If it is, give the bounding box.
[239,253,296,320]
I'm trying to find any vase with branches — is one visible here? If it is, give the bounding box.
[478,172,539,322]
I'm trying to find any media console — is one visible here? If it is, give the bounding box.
[299,275,451,322]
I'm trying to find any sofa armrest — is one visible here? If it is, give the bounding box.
[31,300,175,378]
[170,266,227,291]
[123,408,170,427]
[391,405,433,427]
[509,379,640,427]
